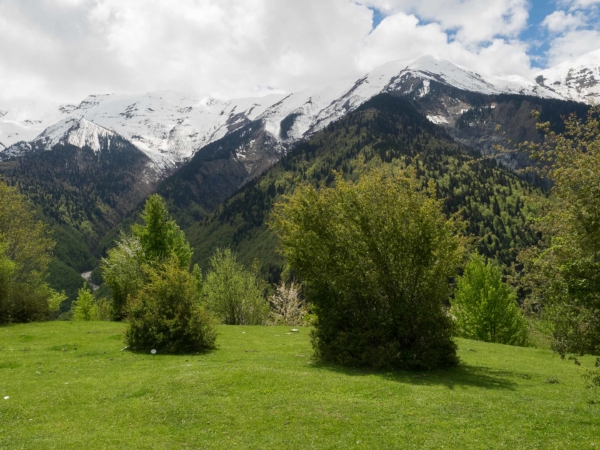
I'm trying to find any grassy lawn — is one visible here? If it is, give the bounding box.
[1,322,599,449]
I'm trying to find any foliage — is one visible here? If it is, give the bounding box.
[125,258,216,353]
[516,106,600,356]
[102,235,145,319]
[451,254,528,346]
[272,168,467,370]
[203,248,270,325]
[71,284,99,321]
[132,194,192,269]
[0,181,58,323]
[102,195,193,319]
[269,280,305,326]
[0,243,16,321]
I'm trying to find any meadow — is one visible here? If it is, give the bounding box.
[1,322,599,449]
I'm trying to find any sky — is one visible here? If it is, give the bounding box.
[0,0,599,105]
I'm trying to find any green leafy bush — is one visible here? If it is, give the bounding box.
[125,259,216,353]
[102,236,144,320]
[71,285,99,321]
[272,169,466,370]
[204,249,270,325]
[451,254,528,346]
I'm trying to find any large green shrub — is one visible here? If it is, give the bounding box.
[272,169,466,370]
[125,258,216,353]
[204,249,270,325]
[451,254,528,346]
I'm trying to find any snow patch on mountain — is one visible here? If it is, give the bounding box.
[0,100,75,149]
[36,118,116,152]
[61,91,285,168]
[535,48,600,104]
[427,115,450,125]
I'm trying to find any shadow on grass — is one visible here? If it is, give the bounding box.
[309,361,519,391]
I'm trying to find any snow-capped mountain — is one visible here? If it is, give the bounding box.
[2,52,598,176]
[257,55,562,146]
[0,100,76,150]
[36,118,117,153]
[535,49,600,104]
[1,91,286,171]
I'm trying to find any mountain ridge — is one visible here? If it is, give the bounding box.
[2,51,599,174]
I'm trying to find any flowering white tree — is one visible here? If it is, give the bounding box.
[269,280,305,326]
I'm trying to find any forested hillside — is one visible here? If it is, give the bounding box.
[4,92,585,301]
[174,94,540,281]
[0,137,157,306]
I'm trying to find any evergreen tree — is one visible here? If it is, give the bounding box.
[102,195,192,319]
[132,194,192,269]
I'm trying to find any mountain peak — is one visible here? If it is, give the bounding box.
[36,117,116,153]
[536,48,600,103]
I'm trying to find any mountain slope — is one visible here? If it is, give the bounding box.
[176,94,540,282]
[0,132,160,307]
[0,136,155,247]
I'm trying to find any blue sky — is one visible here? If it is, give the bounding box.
[367,0,600,70]
[520,0,564,64]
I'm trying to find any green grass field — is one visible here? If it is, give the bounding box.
[1,322,599,449]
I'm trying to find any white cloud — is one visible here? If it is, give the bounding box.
[545,29,600,65]
[542,1,600,65]
[357,12,533,77]
[0,0,376,103]
[542,11,585,33]
[566,0,600,9]
[361,0,529,44]
[0,0,597,105]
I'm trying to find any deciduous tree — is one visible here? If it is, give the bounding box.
[451,254,528,346]
[272,169,466,370]
[0,181,59,323]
